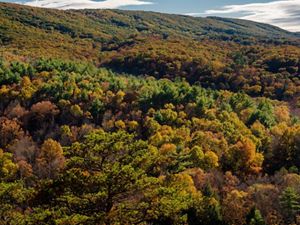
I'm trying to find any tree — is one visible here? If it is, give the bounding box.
[248,100,276,128]
[0,117,24,148]
[0,67,20,85]
[0,181,35,223]
[9,136,38,179]
[59,130,157,224]
[279,187,300,223]
[115,120,126,129]
[36,139,65,179]
[248,183,280,224]
[0,149,18,181]
[25,101,59,141]
[30,101,59,116]
[266,125,300,173]
[90,98,105,122]
[190,146,204,167]
[70,104,84,118]
[226,137,263,175]
[222,190,251,225]
[192,184,223,225]
[20,76,36,100]
[143,173,199,225]
[4,101,27,119]
[203,151,219,169]
[246,207,266,225]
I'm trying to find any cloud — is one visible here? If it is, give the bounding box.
[188,0,300,32]
[24,0,153,10]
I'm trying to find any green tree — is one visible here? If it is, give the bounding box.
[248,100,276,128]
[189,184,223,225]
[246,207,266,225]
[280,187,300,223]
[60,130,157,224]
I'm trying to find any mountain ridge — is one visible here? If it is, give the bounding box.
[0,2,299,42]
[1,2,299,63]
[0,2,299,102]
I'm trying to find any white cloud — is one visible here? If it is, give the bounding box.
[24,0,153,10]
[188,0,300,32]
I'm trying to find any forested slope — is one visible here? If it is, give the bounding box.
[0,3,300,225]
[0,59,300,224]
[1,3,300,101]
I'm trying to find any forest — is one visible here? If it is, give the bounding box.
[0,2,300,225]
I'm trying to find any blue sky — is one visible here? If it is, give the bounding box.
[2,0,300,32]
[123,0,272,14]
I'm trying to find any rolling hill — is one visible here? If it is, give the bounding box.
[0,2,300,101]
[0,2,299,61]
[1,2,300,225]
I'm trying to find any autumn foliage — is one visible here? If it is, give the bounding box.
[0,2,299,224]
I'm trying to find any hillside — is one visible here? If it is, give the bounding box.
[1,2,300,225]
[1,2,299,42]
[0,2,299,61]
[1,3,300,102]
[0,57,300,225]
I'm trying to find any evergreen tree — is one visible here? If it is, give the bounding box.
[246,207,266,225]
[280,187,300,223]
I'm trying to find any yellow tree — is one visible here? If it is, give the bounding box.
[36,139,65,179]
[227,137,263,175]
[0,149,18,181]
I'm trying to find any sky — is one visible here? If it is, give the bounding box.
[2,0,300,32]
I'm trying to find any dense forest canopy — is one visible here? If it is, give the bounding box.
[0,2,300,225]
